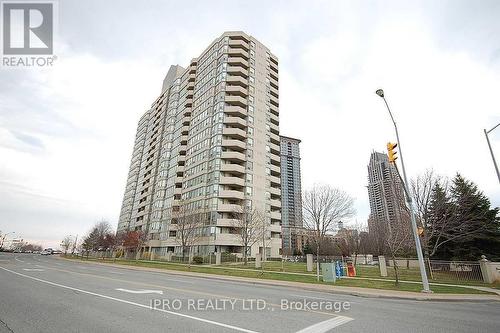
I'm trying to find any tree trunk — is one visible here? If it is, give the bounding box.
[392,255,399,285]
[316,243,320,282]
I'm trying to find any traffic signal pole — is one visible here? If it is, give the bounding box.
[378,92,432,293]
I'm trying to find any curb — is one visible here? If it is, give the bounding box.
[58,256,500,302]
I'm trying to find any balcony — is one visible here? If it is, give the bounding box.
[220,163,245,174]
[226,85,248,97]
[218,203,243,213]
[227,57,249,68]
[227,48,249,58]
[221,151,246,162]
[222,139,246,151]
[225,105,247,117]
[269,132,280,144]
[270,199,282,208]
[268,142,280,153]
[225,95,247,108]
[219,190,244,200]
[217,218,239,227]
[227,66,248,77]
[228,39,249,50]
[224,116,247,128]
[269,163,280,174]
[270,175,281,186]
[219,176,245,187]
[270,211,281,220]
[269,112,279,125]
[226,75,248,87]
[223,127,247,140]
[269,224,282,233]
[214,233,242,246]
[270,86,279,98]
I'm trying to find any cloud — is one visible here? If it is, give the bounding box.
[0,0,499,246]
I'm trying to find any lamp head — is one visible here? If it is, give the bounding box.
[375,89,384,98]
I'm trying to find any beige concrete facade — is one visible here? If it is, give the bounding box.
[117,32,282,258]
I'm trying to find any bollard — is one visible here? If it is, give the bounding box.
[379,255,388,277]
[306,254,314,272]
[255,253,262,268]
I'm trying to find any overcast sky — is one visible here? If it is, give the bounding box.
[1,0,499,248]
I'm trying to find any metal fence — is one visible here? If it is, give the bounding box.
[428,260,483,282]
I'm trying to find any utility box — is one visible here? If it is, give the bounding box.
[321,263,336,283]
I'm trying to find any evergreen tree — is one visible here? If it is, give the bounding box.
[428,174,500,260]
[448,174,500,260]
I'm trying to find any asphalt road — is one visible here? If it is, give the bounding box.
[0,253,499,333]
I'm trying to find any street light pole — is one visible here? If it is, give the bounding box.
[375,89,432,293]
[484,122,500,184]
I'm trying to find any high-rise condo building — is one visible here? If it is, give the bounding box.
[279,136,302,255]
[366,151,408,237]
[117,32,282,258]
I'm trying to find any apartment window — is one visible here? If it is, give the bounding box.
[245,187,253,196]
[247,138,253,146]
[247,127,254,135]
[248,116,254,124]
[246,174,253,184]
[248,95,254,104]
[246,161,253,171]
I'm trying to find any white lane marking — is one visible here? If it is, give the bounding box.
[15,257,25,263]
[107,271,125,275]
[116,288,163,295]
[0,266,259,333]
[23,268,44,272]
[296,316,353,333]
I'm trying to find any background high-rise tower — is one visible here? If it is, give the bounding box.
[367,151,409,238]
[280,136,302,255]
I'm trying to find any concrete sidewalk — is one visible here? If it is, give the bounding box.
[59,257,500,302]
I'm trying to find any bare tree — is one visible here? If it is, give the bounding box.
[411,169,440,257]
[172,202,208,264]
[60,235,73,255]
[383,220,413,285]
[71,235,78,255]
[302,184,355,281]
[232,205,264,265]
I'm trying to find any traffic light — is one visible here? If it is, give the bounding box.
[386,142,398,163]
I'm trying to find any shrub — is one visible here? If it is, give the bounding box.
[192,256,203,264]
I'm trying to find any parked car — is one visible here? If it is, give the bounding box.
[41,249,52,255]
